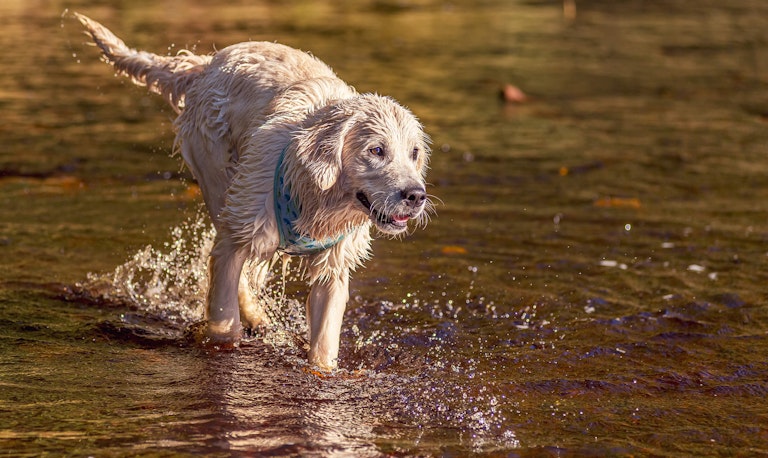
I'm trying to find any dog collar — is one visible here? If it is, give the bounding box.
[273,146,346,256]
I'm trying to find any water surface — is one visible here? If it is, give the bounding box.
[1,0,767,455]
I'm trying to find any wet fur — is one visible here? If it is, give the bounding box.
[75,13,432,370]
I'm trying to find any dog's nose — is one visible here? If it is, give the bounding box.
[401,187,427,208]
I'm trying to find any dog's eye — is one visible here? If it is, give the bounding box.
[369,146,385,157]
[411,147,419,161]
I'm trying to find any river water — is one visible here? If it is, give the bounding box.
[1,0,767,456]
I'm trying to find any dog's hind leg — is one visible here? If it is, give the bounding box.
[238,259,271,330]
[204,234,248,344]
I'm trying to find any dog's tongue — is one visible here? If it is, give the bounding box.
[393,214,410,223]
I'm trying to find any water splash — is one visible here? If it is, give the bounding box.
[73,215,523,452]
[77,212,309,340]
[79,213,213,324]
[343,290,529,451]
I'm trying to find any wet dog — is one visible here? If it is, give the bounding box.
[75,14,432,370]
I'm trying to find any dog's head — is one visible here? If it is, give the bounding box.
[295,94,432,235]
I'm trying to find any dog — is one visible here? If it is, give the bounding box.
[75,13,432,370]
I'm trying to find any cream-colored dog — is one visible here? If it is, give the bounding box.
[76,14,431,370]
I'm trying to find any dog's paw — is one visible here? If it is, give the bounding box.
[184,321,241,350]
[302,366,332,378]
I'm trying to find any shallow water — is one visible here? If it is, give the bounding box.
[2,0,768,455]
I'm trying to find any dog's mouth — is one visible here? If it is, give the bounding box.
[356,191,411,233]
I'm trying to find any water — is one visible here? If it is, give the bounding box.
[2,0,768,455]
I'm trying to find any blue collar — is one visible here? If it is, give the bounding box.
[273,146,346,256]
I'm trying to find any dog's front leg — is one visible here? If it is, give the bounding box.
[306,271,350,371]
[204,235,248,344]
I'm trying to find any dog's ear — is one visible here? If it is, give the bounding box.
[295,107,357,191]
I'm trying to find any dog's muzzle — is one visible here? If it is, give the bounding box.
[356,188,426,233]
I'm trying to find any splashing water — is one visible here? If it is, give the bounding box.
[79,212,214,324]
[77,211,310,343]
[72,212,522,451]
[343,296,525,450]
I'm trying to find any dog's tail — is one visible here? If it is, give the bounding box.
[75,13,212,113]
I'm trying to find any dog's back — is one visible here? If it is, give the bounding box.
[76,13,348,133]
[76,13,353,219]
[76,13,340,114]
[181,41,348,159]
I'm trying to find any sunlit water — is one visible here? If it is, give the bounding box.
[1,0,768,456]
